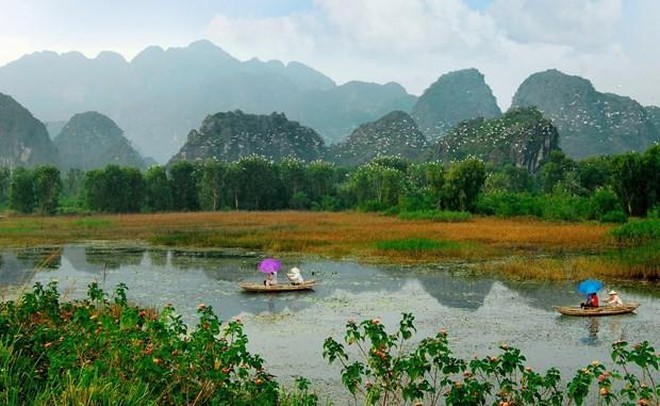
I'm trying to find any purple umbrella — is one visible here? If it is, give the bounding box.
[258,258,281,274]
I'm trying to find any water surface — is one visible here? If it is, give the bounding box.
[1,244,658,401]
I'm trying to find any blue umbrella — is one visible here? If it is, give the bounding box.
[577,279,603,295]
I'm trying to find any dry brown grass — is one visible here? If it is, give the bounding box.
[2,211,654,281]
[0,210,613,254]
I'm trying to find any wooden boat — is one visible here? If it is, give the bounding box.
[239,280,317,293]
[553,303,640,317]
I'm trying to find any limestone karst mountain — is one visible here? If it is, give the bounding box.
[329,111,428,166]
[423,107,559,173]
[54,111,148,170]
[411,68,502,142]
[0,92,59,168]
[168,110,326,164]
[511,69,659,159]
[0,40,414,163]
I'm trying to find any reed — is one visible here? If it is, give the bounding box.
[397,210,471,222]
[0,211,639,279]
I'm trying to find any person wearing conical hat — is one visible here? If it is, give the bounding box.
[607,290,623,306]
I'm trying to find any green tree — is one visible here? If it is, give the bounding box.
[307,160,339,209]
[576,156,611,193]
[539,150,577,193]
[83,165,144,213]
[279,157,308,209]
[119,167,144,213]
[610,152,646,216]
[441,157,486,212]
[82,168,106,212]
[0,166,10,208]
[9,167,35,213]
[144,165,173,212]
[61,168,86,209]
[197,160,227,211]
[642,144,660,213]
[169,161,199,212]
[234,155,281,210]
[32,165,62,215]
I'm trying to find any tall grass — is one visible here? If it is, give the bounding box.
[0,211,633,279]
[397,210,471,222]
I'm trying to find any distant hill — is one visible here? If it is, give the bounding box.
[169,110,326,164]
[54,111,147,170]
[288,81,417,144]
[330,111,428,166]
[0,92,59,168]
[411,68,501,141]
[423,107,559,173]
[511,69,659,159]
[0,40,415,162]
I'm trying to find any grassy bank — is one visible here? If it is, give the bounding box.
[0,211,656,281]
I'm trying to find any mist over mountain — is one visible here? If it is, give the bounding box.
[1,41,657,166]
[169,110,326,164]
[411,68,502,142]
[54,111,148,170]
[0,92,59,168]
[0,40,415,163]
[511,69,659,159]
[288,81,417,145]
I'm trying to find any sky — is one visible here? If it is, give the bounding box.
[1,0,658,109]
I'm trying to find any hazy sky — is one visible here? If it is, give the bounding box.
[1,0,658,109]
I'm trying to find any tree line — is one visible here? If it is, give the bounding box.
[0,144,658,221]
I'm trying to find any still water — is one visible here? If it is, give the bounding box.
[1,243,658,400]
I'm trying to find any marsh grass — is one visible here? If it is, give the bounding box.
[0,211,644,280]
[397,210,471,222]
[482,253,659,281]
[373,238,478,261]
[72,217,113,229]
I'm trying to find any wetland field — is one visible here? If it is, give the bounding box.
[0,212,658,402]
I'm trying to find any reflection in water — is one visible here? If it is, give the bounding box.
[580,318,600,346]
[1,243,658,400]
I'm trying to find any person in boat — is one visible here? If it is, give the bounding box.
[264,272,278,287]
[581,292,599,308]
[607,290,623,306]
[286,267,304,285]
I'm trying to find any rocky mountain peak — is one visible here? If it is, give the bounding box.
[54,111,147,170]
[411,68,501,141]
[0,92,59,168]
[169,110,327,164]
[511,69,659,158]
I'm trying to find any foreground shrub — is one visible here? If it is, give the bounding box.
[0,281,314,405]
[323,313,659,406]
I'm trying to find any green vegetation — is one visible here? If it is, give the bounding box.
[324,313,658,406]
[72,217,114,229]
[604,218,660,280]
[0,282,316,405]
[2,283,657,405]
[374,238,463,253]
[1,144,658,223]
[397,210,471,222]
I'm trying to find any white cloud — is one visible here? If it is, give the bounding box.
[488,0,623,50]
[2,0,658,107]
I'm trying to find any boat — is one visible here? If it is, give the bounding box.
[553,303,640,317]
[239,279,317,293]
